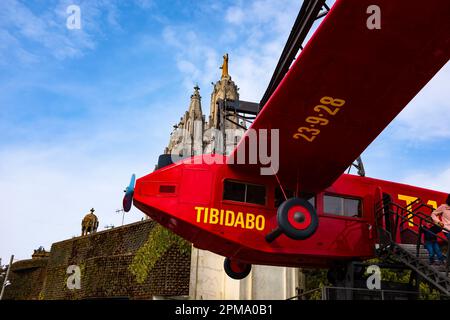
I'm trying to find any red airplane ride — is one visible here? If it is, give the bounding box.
[124,0,450,279]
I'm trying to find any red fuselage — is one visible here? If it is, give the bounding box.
[133,155,447,268]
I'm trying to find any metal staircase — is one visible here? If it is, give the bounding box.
[375,197,450,297]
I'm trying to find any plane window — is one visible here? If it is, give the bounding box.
[246,184,266,205]
[223,180,266,205]
[223,180,246,202]
[274,188,315,208]
[159,185,176,193]
[324,195,362,217]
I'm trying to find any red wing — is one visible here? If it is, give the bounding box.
[228,0,450,195]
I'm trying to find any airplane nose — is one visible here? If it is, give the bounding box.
[123,174,136,212]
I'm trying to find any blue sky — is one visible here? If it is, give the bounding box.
[0,0,449,262]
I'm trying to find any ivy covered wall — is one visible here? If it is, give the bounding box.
[35,219,191,300]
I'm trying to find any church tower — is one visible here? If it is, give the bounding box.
[165,53,244,158]
[208,53,240,130]
[186,85,205,156]
[165,85,205,157]
[188,84,203,123]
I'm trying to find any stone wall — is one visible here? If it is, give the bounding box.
[2,258,48,300]
[4,219,191,300]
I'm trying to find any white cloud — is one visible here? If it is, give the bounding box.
[401,166,450,194]
[0,29,39,66]
[0,144,144,261]
[162,26,220,94]
[0,0,124,64]
[0,90,182,260]
[135,0,154,10]
[225,7,244,25]
[163,0,342,108]
[394,62,450,141]
[161,0,312,103]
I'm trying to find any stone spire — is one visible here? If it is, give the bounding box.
[188,84,203,120]
[209,53,239,129]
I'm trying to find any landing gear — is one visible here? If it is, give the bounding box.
[278,198,318,240]
[266,197,319,242]
[224,258,251,280]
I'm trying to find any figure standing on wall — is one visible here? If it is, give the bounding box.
[81,208,99,236]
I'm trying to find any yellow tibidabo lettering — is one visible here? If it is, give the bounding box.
[209,208,219,224]
[398,194,417,227]
[195,206,204,223]
[219,209,225,225]
[234,212,245,228]
[255,215,265,231]
[427,200,437,209]
[246,213,255,229]
[204,207,209,224]
[397,195,439,227]
[225,210,235,226]
[195,207,266,231]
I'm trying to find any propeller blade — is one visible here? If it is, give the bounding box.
[123,174,135,212]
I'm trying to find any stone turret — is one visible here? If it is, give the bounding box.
[209,53,239,130]
[166,85,205,157]
[188,85,203,121]
[165,54,242,157]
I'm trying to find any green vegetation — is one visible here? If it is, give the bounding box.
[366,258,441,300]
[303,269,331,300]
[129,224,191,284]
[301,258,442,300]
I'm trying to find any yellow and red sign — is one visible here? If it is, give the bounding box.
[195,207,266,231]
[397,194,437,227]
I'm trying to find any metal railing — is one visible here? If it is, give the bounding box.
[374,198,450,276]
[288,286,420,300]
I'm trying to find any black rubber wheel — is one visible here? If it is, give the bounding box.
[277,197,318,240]
[224,258,251,280]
